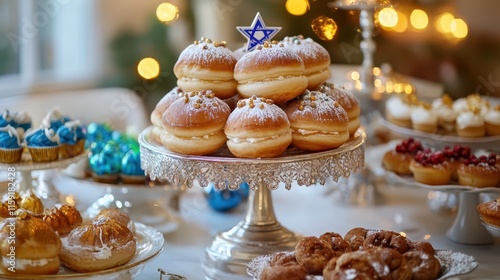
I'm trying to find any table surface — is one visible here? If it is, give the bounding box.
[21,168,497,280]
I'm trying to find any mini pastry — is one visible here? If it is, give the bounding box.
[89,141,121,183]
[294,236,335,275]
[41,108,72,131]
[150,87,183,141]
[10,110,32,133]
[411,103,438,133]
[161,90,231,155]
[32,204,83,235]
[24,127,60,162]
[120,150,146,184]
[0,109,16,128]
[477,197,500,227]
[403,251,441,280]
[224,96,292,158]
[59,217,136,272]
[234,41,308,103]
[0,125,24,163]
[0,211,61,275]
[174,37,238,99]
[281,35,331,89]
[409,150,453,185]
[95,208,136,234]
[456,105,485,137]
[56,120,86,158]
[284,90,349,151]
[385,95,414,128]
[484,105,500,136]
[18,189,44,214]
[441,144,472,180]
[432,94,457,132]
[382,138,424,175]
[317,82,361,136]
[457,154,499,188]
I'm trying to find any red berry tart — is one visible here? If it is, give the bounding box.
[477,197,500,227]
[409,150,453,185]
[457,154,500,188]
[382,138,424,175]
[441,144,472,180]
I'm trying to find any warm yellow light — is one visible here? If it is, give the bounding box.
[394,83,404,93]
[286,0,309,16]
[156,2,179,24]
[311,16,337,40]
[351,71,360,80]
[392,12,407,32]
[404,84,413,94]
[410,9,428,30]
[137,58,160,79]
[386,81,393,93]
[451,18,468,39]
[373,67,381,76]
[378,7,398,28]
[435,12,454,34]
[374,79,382,88]
[424,234,431,240]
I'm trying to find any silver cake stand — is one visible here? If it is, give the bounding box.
[139,127,365,279]
[0,151,88,208]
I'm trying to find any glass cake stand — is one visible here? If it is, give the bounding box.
[138,126,365,279]
[0,151,88,208]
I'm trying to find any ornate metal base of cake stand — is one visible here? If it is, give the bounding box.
[139,127,365,279]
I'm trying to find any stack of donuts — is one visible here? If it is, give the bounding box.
[151,36,361,158]
[258,227,442,280]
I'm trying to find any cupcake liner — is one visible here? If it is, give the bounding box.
[0,148,23,163]
[59,139,85,159]
[28,146,60,162]
[120,174,147,185]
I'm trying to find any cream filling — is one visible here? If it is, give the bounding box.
[294,129,340,136]
[164,130,220,140]
[179,77,232,84]
[411,106,437,125]
[457,112,484,129]
[227,132,289,144]
[3,257,53,269]
[238,75,298,84]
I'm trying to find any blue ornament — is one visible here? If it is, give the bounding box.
[236,12,281,52]
[239,181,250,199]
[205,182,242,212]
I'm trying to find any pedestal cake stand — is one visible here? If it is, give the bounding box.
[139,127,365,279]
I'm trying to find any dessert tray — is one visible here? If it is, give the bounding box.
[368,140,500,245]
[0,222,164,280]
[247,249,478,280]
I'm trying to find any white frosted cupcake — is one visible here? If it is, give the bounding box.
[485,106,500,136]
[432,94,457,132]
[411,103,438,133]
[456,109,485,137]
[385,96,413,128]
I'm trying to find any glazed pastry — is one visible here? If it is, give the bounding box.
[0,125,24,163]
[59,217,136,272]
[283,90,349,151]
[324,250,391,280]
[317,82,361,136]
[403,251,441,280]
[174,37,238,99]
[484,105,500,136]
[95,208,135,234]
[409,150,453,185]
[343,227,372,251]
[456,106,485,137]
[25,127,60,162]
[457,154,499,188]
[382,138,424,175]
[234,41,308,103]
[281,35,331,89]
[261,251,308,280]
[319,232,352,257]
[225,96,292,158]
[362,230,410,254]
[411,103,438,133]
[150,87,183,141]
[477,197,500,227]
[18,189,44,214]
[385,95,416,128]
[161,90,231,156]
[294,236,335,275]
[56,120,86,158]
[32,204,83,235]
[0,211,61,275]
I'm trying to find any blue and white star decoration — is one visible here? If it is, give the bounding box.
[237,12,282,52]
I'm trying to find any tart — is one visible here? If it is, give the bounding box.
[382,138,423,175]
[477,197,500,227]
[409,150,453,185]
[457,154,500,188]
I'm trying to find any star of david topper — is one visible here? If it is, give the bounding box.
[237,12,282,52]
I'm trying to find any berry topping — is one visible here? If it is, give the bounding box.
[414,150,446,166]
[464,154,497,166]
[442,144,471,159]
[395,138,423,154]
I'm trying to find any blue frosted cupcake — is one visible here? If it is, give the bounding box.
[41,108,72,131]
[0,126,24,163]
[57,120,86,159]
[120,150,146,184]
[25,128,60,162]
[0,110,17,128]
[12,111,32,133]
[89,141,121,183]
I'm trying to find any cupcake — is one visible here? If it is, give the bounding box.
[385,96,413,128]
[120,150,146,184]
[41,108,72,131]
[456,106,485,137]
[0,110,17,128]
[89,141,121,183]
[484,105,500,136]
[411,103,438,133]
[25,127,60,162]
[432,95,457,132]
[0,126,24,163]
[12,110,32,133]
[56,120,86,159]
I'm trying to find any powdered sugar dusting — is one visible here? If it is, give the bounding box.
[287,91,349,124]
[229,97,289,124]
[235,44,304,72]
[281,36,330,63]
[176,40,236,68]
[247,250,477,280]
[318,82,360,111]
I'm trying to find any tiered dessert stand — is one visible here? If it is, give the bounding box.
[139,126,365,279]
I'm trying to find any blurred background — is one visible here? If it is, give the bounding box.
[1,0,500,112]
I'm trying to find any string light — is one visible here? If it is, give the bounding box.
[410,9,428,30]
[451,18,468,39]
[156,2,179,24]
[377,7,398,28]
[285,0,309,16]
[137,58,160,80]
[435,12,454,34]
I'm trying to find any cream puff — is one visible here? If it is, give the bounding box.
[432,94,457,132]
[385,95,414,128]
[150,87,183,141]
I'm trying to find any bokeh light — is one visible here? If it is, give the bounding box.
[286,0,309,16]
[392,12,408,33]
[410,9,428,30]
[156,2,179,24]
[435,12,454,34]
[378,7,398,28]
[137,58,160,79]
[311,16,337,41]
[451,18,468,39]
